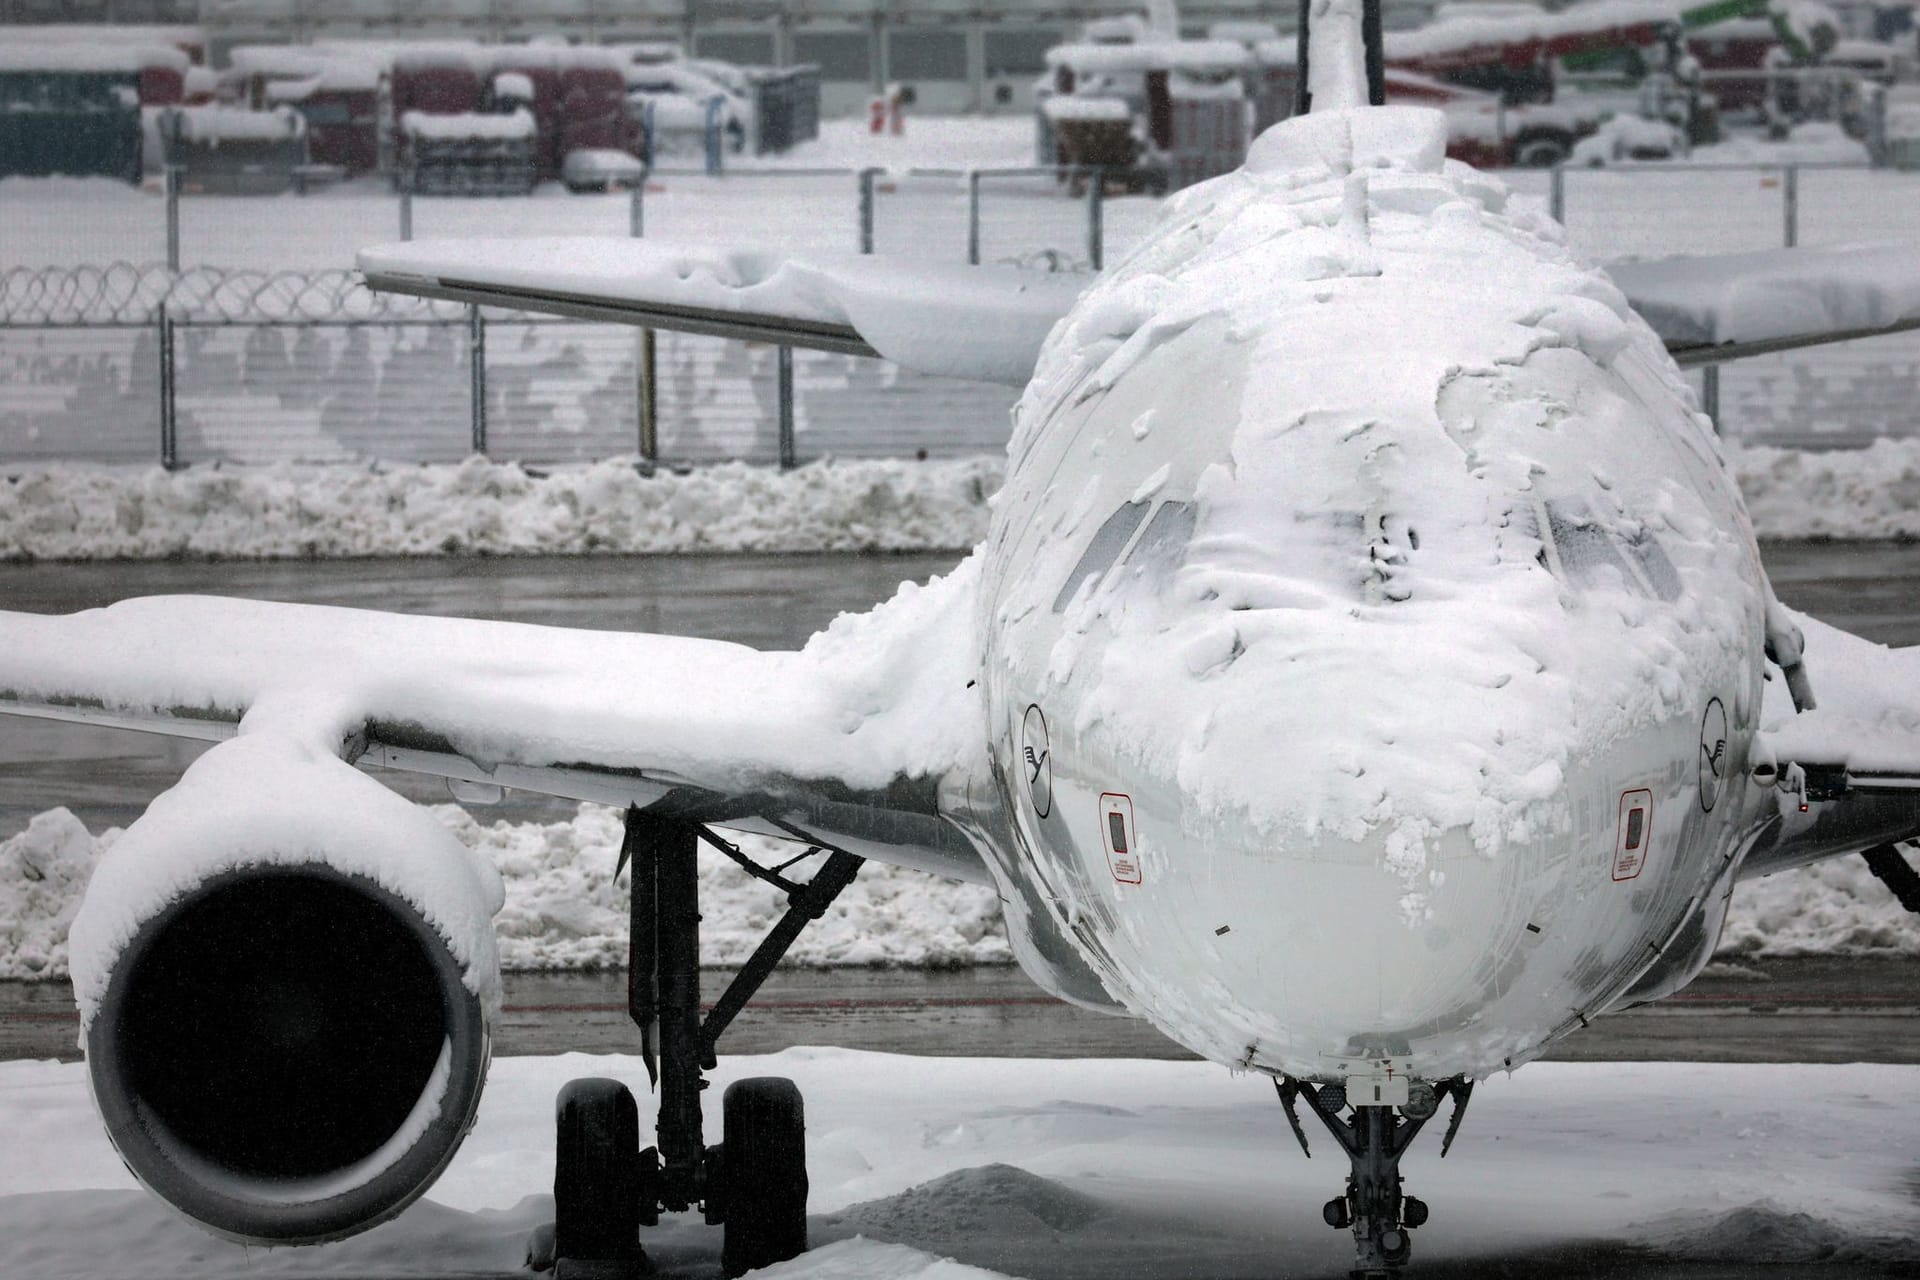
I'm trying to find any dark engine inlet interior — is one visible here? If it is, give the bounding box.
[88,862,489,1243]
[118,871,446,1177]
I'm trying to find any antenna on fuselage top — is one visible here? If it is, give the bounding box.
[1293,0,1388,116]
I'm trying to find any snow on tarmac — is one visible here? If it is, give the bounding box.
[3,440,1919,561]
[0,800,1909,982]
[0,1049,1914,1277]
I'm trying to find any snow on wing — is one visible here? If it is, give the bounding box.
[1744,609,1920,879]
[1606,242,1920,363]
[0,562,990,881]
[357,237,1088,387]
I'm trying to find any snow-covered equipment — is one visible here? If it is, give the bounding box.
[402,108,537,196]
[0,45,185,183]
[229,46,383,176]
[162,105,309,196]
[743,64,820,155]
[562,145,645,192]
[14,0,1920,1276]
[1040,39,1250,191]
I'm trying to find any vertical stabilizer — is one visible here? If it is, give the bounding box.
[1297,0,1386,114]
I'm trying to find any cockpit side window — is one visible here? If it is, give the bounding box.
[1539,502,1682,602]
[1545,506,1637,594]
[1052,501,1150,613]
[1123,500,1198,588]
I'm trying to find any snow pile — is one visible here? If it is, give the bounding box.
[1689,122,1872,166]
[2,445,1916,562]
[1569,114,1687,167]
[5,800,1913,982]
[0,803,1009,981]
[0,809,114,981]
[1728,438,1920,539]
[0,457,998,560]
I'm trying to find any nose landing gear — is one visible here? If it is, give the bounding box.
[1276,1076,1472,1278]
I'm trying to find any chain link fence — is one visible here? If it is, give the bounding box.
[4,161,1918,466]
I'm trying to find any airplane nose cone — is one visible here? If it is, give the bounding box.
[1103,818,1568,1080]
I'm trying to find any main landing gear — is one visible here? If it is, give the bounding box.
[529,802,865,1279]
[1276,1075,1473,1279]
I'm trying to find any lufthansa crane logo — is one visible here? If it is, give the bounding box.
[1698,697,1728,813]
[1021,703,1053,818]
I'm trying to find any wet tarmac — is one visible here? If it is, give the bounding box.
[6,957,1919,1066]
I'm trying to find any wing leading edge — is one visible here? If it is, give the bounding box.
[0,570,992,884]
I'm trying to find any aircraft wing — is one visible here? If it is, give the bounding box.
[0,578,991,884]
[358,238,1087,387]
[1742,609,1920,880]
[361,237,1920,385]
[1605,242,1920,366]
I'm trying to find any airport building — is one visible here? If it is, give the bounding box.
[0,0,1451,114]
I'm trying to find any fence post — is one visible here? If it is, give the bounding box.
[1782,164,1798,248]
[638,328,658,465]
[1549,164,1566,226]
[705,97,724,175]
[164,106,182,272]
[400,170,414,242]
[630,178,645,237]
[776,344,796,470]
[1701,363,1721,434]
[966,169,981,265]
[859,167,878,255]
[1086,168,1104,271]
[157,305,178,470]
[468,304,487,456]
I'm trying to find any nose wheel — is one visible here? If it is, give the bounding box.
[1277,1076,1472,1278]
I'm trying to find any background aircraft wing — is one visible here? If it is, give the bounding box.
[363,238,1920,385]
[359,238,1086,387]
[1743,610,1920,880]
[0,579,990,884]
[1605,242,1920,366]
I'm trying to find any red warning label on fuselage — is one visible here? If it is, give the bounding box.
[1612,789,1654,882]
[1100,792,1141,885]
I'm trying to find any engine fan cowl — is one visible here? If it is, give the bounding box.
[86,862,491,1245]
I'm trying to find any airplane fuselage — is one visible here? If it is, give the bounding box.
[955,106,1777,1084]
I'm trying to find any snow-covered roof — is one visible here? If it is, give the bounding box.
[401,108,536,140]
[0,45,190,74]
[167,105,306,143]
[1045,40,1253,73]
[1386,0,1695,62]
[230,46,383,93]
[1041,94,1133,122]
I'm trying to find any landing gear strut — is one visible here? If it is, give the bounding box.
[1276,1076,1472,1278]
[536,802,864,1279]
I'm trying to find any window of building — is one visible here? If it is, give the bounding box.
[694,31,775,68]
[792,31,872,83]
[985,28,1061,78]
[886,29,967,82]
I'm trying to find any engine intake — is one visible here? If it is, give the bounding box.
[86,862,491,1245]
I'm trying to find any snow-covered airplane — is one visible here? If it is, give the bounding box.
[5,1,1920,1275]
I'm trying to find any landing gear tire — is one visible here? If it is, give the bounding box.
[554,1078,643,1269]
[719,1077,808,1278]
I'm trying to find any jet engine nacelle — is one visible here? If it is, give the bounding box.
[69,730,505,1245]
